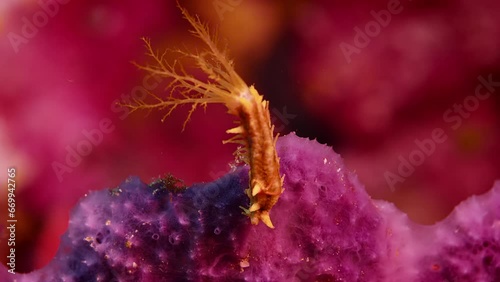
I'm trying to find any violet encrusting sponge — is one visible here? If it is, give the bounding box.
[22,170,251,282]
[1,133,499,281]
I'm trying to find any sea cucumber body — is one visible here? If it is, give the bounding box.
[234,86,283,227]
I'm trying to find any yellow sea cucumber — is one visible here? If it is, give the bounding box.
[122,5,284,228]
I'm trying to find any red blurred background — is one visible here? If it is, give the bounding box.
[1,0,499,273]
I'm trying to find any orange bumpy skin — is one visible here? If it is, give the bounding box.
[121,6,284,228]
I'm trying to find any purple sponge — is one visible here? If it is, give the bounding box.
[2,133,499,281]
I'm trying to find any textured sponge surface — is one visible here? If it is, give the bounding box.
[4,133,499,281]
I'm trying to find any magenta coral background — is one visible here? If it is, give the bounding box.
[1,0,499,273]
